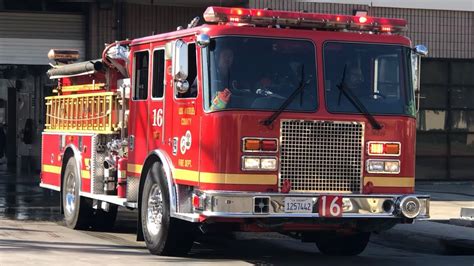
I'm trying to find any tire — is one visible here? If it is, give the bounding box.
[315,231,371,256]
[62,157,93,229]
[141,161,196,256]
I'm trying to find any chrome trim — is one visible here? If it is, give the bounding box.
[241,155,278,171]
[39,183,61,191]
[80,191,128,206]
[366,141,401,156]
[194,190,430,219]
[242,137,279,153]
[148,149,178,217]
[366,159,401,174]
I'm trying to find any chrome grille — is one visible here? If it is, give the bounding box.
[280,120,364,193]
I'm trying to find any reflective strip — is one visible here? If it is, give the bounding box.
[118,170,126,178]
[43,164,61,174]
[127,163,143,174]
[173,169,277,185]
[201,173,277,185]
[173,169,199,182]
[364,176,414,187]
[81,170,90,179]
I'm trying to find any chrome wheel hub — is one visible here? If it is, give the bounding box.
[146,184,164,236]
[65,172,76,216]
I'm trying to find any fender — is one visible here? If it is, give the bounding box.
[142,149,200,222]
[59,143,82,213]
[141,149,178,214]
[62,144,83,187]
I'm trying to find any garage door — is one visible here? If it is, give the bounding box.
[0,12,85,65]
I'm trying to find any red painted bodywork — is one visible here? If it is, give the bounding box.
[41,22,416,196]
[41,133,93,192]
[128,24,415,194]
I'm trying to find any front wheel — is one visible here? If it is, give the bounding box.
[141,162,196,256]
[315,232,371,256]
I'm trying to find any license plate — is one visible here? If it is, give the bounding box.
[284,197,313,213]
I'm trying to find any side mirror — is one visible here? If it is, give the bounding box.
[172,39,189,94]
[196,34,210,48]
[413,44,428,113]
[172,39,188,81]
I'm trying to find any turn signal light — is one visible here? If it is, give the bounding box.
[368,142,400,156]
[243,138,278,152]
[244,139,261,151]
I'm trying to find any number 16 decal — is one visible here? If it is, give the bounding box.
[319,195,342,217]
[152,108,163,127]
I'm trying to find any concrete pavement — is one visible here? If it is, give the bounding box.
[373,181,474,255]
[1,166,473,257]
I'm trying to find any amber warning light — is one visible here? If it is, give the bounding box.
[368,142,401,156]
[203,6,407,33]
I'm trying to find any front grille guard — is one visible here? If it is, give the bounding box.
[279,120,365,193]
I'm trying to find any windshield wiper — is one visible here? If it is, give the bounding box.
[262,65,309,126]
[337,65,383,130]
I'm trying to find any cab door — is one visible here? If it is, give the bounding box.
[169,41,201,185]
[128,46,151,180]
[148,47,166,151]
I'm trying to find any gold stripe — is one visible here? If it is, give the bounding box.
[43,164,91,179]
[173,169,200,182]
[43,164,61,174]
[61,83,106,92]
[173,169,277,185]
[364,176,414,187]
[127,164,143,174]
[201,172,277,185]
[81,170,91,179]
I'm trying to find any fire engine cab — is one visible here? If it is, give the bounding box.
[40,6,430,256]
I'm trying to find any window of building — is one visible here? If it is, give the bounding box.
[417,58,474,180]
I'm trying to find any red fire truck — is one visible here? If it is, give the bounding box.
[40,6,430,256]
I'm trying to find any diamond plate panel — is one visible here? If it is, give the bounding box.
[279,120,364,193]
[91,134,105,194]
[127,176,140,202]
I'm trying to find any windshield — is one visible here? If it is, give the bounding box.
[205,37,317,112]
[324,42,415,116]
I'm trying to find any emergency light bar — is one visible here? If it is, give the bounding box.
[203,6,407,33]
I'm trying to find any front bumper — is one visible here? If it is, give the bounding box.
[194,191,430,219]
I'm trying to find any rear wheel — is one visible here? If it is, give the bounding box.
[62,157,93,229]
[141,161,196,256]
[315,231,371,256]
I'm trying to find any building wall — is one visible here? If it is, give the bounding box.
[249,0,474,59]
[88,3,205,58]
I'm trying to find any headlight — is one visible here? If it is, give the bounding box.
[384,161,400,173]
[367,160,384,172]
[367,159,400,174]
[242,156,277,171]
[243,157,260,170]
[261,158,277,170]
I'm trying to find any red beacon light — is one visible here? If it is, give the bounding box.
[203,6,407,33]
